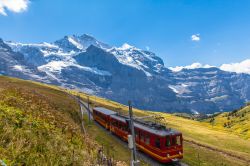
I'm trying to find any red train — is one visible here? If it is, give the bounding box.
[93,107,183,164]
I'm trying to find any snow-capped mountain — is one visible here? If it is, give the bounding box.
[54,34,111,51]
[169,67,250,113]
[1,34,250,114]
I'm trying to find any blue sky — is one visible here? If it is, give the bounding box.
[0,0,250,67]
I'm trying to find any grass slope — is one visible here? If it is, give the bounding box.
[0,76,122,166]
[205,105,250,139]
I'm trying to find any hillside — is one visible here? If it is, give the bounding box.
[0,76,125,166]
[205,104,250,139]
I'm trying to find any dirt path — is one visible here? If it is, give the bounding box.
[184,139,250,165]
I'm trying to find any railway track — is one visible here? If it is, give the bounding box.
[78,99,188,166]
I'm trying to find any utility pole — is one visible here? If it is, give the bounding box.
[128,101,140,166]
[78,96,86,134]
[87,96,90,124]
[128,135,134,166]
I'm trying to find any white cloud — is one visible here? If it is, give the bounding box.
[169,63,214,72]
[0,0,30,16]
[220,59,250,74]
[191,34,200,41]
[145,46,150,51]
[169,59,250,74]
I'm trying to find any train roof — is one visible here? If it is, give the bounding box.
[110,114,127,123]
[110,114,180,137]
[94,107,117,115]
[134,121,180,137]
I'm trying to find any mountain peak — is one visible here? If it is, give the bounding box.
[55,34,111,51]
[120,43,135,50]
[80,34,96,40]
[0,38,12,51]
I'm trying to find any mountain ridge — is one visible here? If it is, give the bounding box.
[0,35,250,114]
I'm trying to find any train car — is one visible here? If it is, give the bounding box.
[93,107,183,164]
[110,114,129,141]
[93,107,116,129]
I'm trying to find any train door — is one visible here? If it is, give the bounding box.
[154,136,161,149]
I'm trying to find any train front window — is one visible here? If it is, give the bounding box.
[176,135,181,146]
[171,135,181,146]
[166,136,170,147]
[171,136,177,145]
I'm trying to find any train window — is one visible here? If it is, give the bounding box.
[120,123,123,130]
[122,123,126,131]
[119,124,122,129]
[121,123,124,130]
[155,138,161,149]
[176,136,181,145]
[145,135,150,145]
[166,136,171,147]
[171,136,177,145]
[140,132,144,142]
[124,125,127,131]
[124,125,128,132]
[121,124,125,131]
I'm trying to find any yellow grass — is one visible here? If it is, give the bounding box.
[204,105,250,139]
[0,76,125,165]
